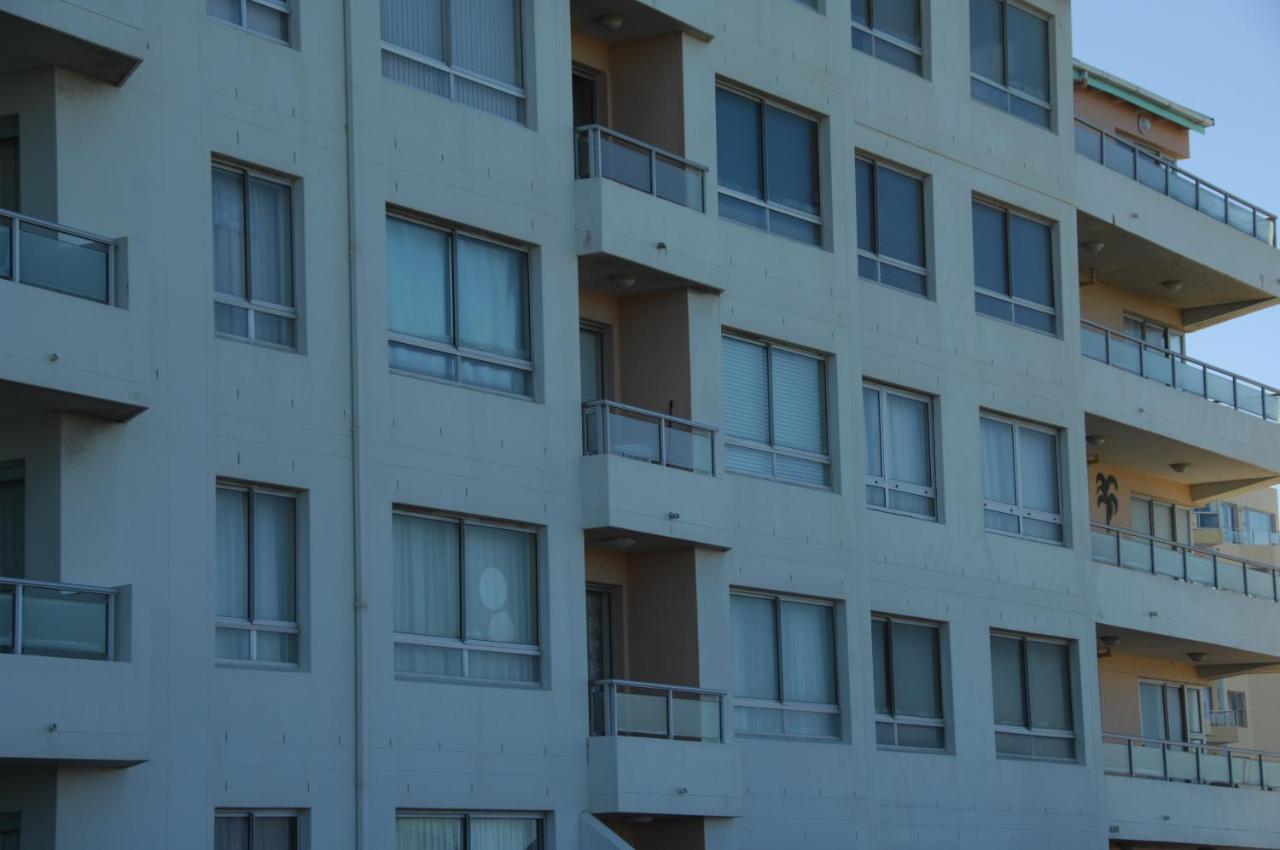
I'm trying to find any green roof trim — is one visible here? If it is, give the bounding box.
[1073,60,1214,134]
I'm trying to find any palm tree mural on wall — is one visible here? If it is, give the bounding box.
[1096,473,1119,524]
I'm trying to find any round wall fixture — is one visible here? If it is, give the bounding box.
[1137,114,1153,135]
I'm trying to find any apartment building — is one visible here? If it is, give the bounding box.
[2,0,1280,848]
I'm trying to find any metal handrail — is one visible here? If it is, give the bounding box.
[0,576,118,660]
[1074,118,1278,245]
[1224,528,1280,546]
[573,124,708,211]
[582,399,717,475]
[0,206,119,305]
[1081,319,1280,423]
[1103,733,1280,789]
[1209,708,1248,728]
[1090,522,1280,601]
[589,678,726,742]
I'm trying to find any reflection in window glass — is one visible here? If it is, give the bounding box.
[970,0,1051,128]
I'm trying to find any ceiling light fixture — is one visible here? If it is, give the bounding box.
[1187,651,1207,663]
[1161,279,1184,293]
[610,273,638,289]
[1170,462,1191,474]
[597,14,625,31]
[1080,240,1106,254]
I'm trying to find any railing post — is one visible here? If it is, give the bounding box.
[666,688,675,740]
[608,682,617,736]
[10,217,20,285]
[592,127,603,181]
[1161,741,1169,781]
[13,583,22,656]
[1195,744,1202,785]
[649,148,658,197]
[658,417,668,467]
[1103,328,1111,365]
[1127,738,1135,777]
[1212,554,1220,590]
[1228,747,1235,786]
[1232,376,1240,412]
[601,403,611,457]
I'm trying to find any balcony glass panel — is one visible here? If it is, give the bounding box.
[1119,534,1152,572]
[0,587,12,652]
[1201,748,1231,784]
[665,420,714,475]
[1174,360,1206,395]
[1217,558,1246,594]
[600,133,652,194]
[608,409,661,464]
[1109,335,1141,374]
[1141,348,1174,385]
[1237,381,1264,417]
[1152,542,1183,578]
[1234,753,1263,787]
[18,222,110,303]
[1136,152,1167,192]
[1131,740,1164,778]
[1081,323,1107,361]
[1091,528,1118,564]
[1263,755,1280,789]
[615,687,669,736]
[1199,184,1227,222]
[1205,369,1236,406]
[1166,745,1197,781]
[21,587,109,660]
[1228,198,1256,235]
[0,216,10,279]
[1074,122,1101,161]
[1185,550,1215,586]
[655,154,704,212]
[1103,136,1135,178]
[1102,737,1129,773]
[1169,169,1197,207]
[672,692,721,742]
[1246,566,1275,600]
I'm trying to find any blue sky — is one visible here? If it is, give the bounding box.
[1072,0,1280,385]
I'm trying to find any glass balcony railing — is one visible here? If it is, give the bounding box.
[0,208,118,304]
[1082,320,1280,423]
[589,678,725,743]
[1104,734,1280,790]
[1074,120,1278,245]
[1223,528,1280,546]
[582,400,716,475]
[0,577,118,660]
[1091,522,1280,601]
[1210,708,1248,728]
[574,124,707,212]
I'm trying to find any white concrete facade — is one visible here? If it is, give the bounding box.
[1,1,1279,849]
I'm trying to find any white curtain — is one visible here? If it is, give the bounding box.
[891,621,940,719]
[722,336,769,443]
[1129,497,1152,535]
[451,0,522,86]
[980,418,1016,504]
[1005,4,1049,101]
[780,601,836,705]
[380,0,445,60]
[214,815,250,850]
[862,387,882,477]
[212,167,246,298]
[463,525,536,645]
[252,492,296,622]
[456,236,529,361]
[1017,428,1059,514]
[886,393,930,486]
[387,217,452,344]
[397,817,462,850]
[470,817,539,850]
[216,488,249,619]
[989,635,1025,727]
[393,514,460,638]
[0,478,23,577]
[770,348,826,454]
[730,594,778,700]
[247,177,292,308]
[1026,641,1072,731]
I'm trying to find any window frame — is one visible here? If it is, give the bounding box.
[714,83,825,245]
[1138,678,1207,743]
[863,381,937,520]
[394,811,546,849]
[1129,493,1191,544]
[871,613,946,751]
[207,0,293,45]
[972,198,1057,335]
[851,0,925,75]
[721,332,833,490]
[980,412,1063,544]
[855,155,929,297]
[385,211,535,399]
[969,0,1053,129]
[214,481,301,668]
[214,809,300,850]
[212,160,300,351]
[730,588,842,742]
[379,0,528,124]
[391,508,542,687]
[990,630,1077,762]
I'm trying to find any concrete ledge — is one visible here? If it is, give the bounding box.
[1105,773,1280,849]
[587,735,741,817]
[581,452,733,550]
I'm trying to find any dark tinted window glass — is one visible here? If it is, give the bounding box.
[877,166,924,267]
[875,0,921,46]
[970,0,1004,81]
[872,618,890,714]
[764,105,820,215]
[972,203,1007,295]
[572,71,598,127]
[990,635,1026,726]
[716,88,763,199]
[851,0,870,25]
[1027,641,1073,731]
[892,621,941,719]
[855,159,874,252]
[1006,5,1049,101]
[1010,214,1052,308]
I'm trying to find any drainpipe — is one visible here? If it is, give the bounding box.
[340,0,367,847]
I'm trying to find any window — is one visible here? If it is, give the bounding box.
[215,483,299,665]
[212,162,297,348]
[215,811,298,850]
[380,0,526,123]
[1129,495,1190,544]
[990,632,1075,760]
[851,0,923,74]
[872,615,944,749]
[393,511,540,684]
[1227,690,1248,727]
[855,157,926,295]
[0,461,22,577]
[715,85,822,245]
[0,115,17,211]
[396,812,543,850]
[1123,315,1184,355]
[980,414,1062,543]
[1140,681,1205,743]
[207,0,290,42]
[970,0,1051,128]
[722,334,830,487]
[863,383,936,519]
[386,214,533,397]
[972,200,1055,333]
[579,324,606,403]
[731,590,839,739]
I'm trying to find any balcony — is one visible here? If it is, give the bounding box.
[1105,734,1279,789]
[2,208,119,306]
[1,577,118,660]
[583,400,715,475]
[575,124,706,213]
[1082,320,1279,423]
[1076,119,1277,245]
[1208,707,1248,745]
[586,680,740,817]
[0,3,145,87]
[1092,523,1280,602]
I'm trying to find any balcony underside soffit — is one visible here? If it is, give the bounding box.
[570,0,712,42]
[1078,212,1275,330]
[0,12,140,87]
[1084,414,1280,503]
[1097,625,1280,679]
